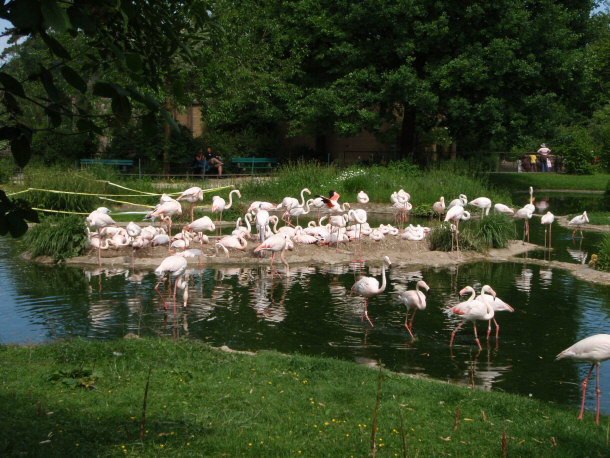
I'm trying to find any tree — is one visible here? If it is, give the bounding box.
[0,0,209,236]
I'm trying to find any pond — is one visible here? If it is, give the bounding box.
[1,234,610,416]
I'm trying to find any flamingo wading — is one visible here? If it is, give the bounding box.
[398,280,430,338]
[350,256,392,327]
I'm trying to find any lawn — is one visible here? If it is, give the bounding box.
[1,338,608,456]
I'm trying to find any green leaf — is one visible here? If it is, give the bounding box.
[61,65,87,93]
[172,80,185,100]
[141,112,159,137]
[11,133,31,168]
[40,31,71,60]
[112,95,132,120]
[76,118,102,135]
[0,72,26,97]
[125,53,142,73]
[44,104,62,128]
[2,92,23,115]
[160,109,180,133]
[67,5,96,34]
[0,216,8,236]
[41,0,69,33]
[40,67,61,101]
[9,0,42,30]
[92,81,118,98]
[0,126,20,141]
[7,212,28,238]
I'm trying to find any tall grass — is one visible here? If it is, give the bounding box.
[239,161,513,208]
[428,215,514,252]
[22,215,89,262]
[487,172,610,192]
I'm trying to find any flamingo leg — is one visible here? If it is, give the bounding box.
[155,277,169,310]
[173,276,179,315]
[270,252,282,279]
[549,224,552,248]
[450,321,465,347]
[190,203,194,222]
[473,322,482,350]
[408,309,417,331]
[493,317,500,339]
[404,311,415,339]
[578,363,595,420]
[544,228,547,248]
[363,300,374,327]
[596,363,601,425]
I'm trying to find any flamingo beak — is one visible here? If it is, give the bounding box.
[458,287,469,296]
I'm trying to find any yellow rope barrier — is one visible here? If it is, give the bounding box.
[98,196,155,208]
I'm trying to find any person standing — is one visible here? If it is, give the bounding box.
[537,143,551,172]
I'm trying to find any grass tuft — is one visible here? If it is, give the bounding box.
[22,215,89,262]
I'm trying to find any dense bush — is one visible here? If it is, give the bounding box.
[31,131,97,165]
[428,214,514,252]
[22,215,89,263]
[555,126,595,175]
[594,233,610,272]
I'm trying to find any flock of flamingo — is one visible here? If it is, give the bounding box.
[84,184,604,424]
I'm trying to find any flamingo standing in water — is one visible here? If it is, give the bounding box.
[398,280,430,338]
[212,189,241,236]
[350,256,392,327]
[177,186,204,222]
[568,211,589,239]
[432,196,445,221]
[541,211,555,248]
[447,284,497,350]
[253,232,292,278]
[459,285,514,339]
[154,255,188,313]
[556,334,610,425]
[524,186,535,213]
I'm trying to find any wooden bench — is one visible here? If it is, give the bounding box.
[79,158,135,173]
[231,157,278,176]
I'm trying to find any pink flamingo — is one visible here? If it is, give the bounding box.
[468,197,492,218]
[357,190,369,204]
[154,255,188,314]
[398,280,430,338]
[444,204,465,252]
[86,207,117,267]
[432,196,445,221]
[460,285,514,339]
[184,216,215,250]
[350,256,392,327]
[447,285,496,350]
[514,206,533,243]
[253,233,292,278]
[177,186,204,222]
[556,334,610,425]
[144,198,182,246]
[214,234,248,257]
[211,189,241,235]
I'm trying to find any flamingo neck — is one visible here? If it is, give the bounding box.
[378,263,387,293]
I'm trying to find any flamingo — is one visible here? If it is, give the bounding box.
[514,207,533,243]
[254,205,271,243]
[469,197,492,218]
[247,201,276,213]
[398,280,430,338]
[350,256,392,327]
[232,215,252,239]
[154,255,188,313]
[541,211,555,248]
[286,198,313,227]
[447,194,468,210]
[524,186,535,213]
[278,188,311,223]
[253,232,292,278]
[556,334,610,425]
[460,285,514,339]
[447,285,497,350]
[214,234,248,257]
[86,207,117,266]
[494,203,514,216]
[184,216,215,250]
[329,213,349,251]
[444,205,465,252]
[211,189,241,235]
[177,186,204,222]
[432,197,445,221]
[568,211,589,239]
[144,197,182,245]
[348,208,367,261]
[357,190,369,204]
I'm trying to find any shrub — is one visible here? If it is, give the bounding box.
[555,126,595,175]
[31,131,97,165]
[594,234,610,272]
[22,215,89,263]
[472,214,514,249]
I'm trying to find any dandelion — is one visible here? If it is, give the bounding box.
[130,416,136,420]
[160,444,164,448]
[187,443,190,446]
[346,434,350,437]
[75,443,79,447]
[249,443,252,447]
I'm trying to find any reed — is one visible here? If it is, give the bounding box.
[595,233,610,272]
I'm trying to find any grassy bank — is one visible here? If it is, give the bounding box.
[487,172,610,192]
[1,338,607,456]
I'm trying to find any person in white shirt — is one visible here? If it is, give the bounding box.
[537,143,551,172]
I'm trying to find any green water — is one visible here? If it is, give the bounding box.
[2,235,610,415]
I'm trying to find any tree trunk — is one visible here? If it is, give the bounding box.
[163,98,171,175]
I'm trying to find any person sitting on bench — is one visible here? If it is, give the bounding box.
[204,146,224,176]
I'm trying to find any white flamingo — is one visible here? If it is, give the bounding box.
[557,334,610,425]
[447,284,497,350]
[447,194,468,210]
[184,216,215,250]
[568,211,589,239]
[212,189,241,235]
[514,207,533,243]
[350,256,391,327]
[154,255,188,313]
[432,196,445,221]
[357,190,370,204]
[177,186,204,222]
[524,186,535,213]
[469,197,492,218]
[494,203,514,216]
[541,211,555,248]
[214,234,248,257]
[253,232,292,278]
[398,280,430,338]
[86,207,117,266]
[460,285,514,339]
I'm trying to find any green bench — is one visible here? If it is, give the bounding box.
[79,158,140,175]
[231,157,278,176]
